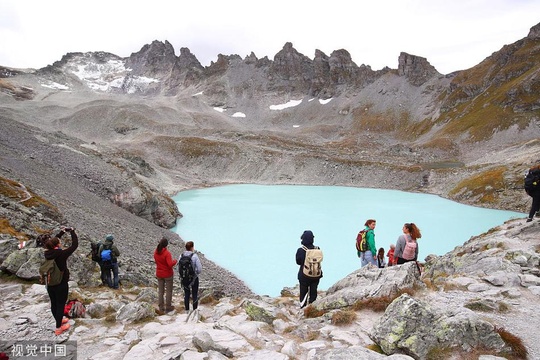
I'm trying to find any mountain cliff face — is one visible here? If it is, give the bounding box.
[0,22,539,220]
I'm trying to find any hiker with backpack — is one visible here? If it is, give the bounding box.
[357,219,377,267]
[394,223,421,264]
[524,164,540,222]
[178,241,202,313]
[295,230,323,308]
[99,234,120,289]
[89,241,107,286]
[154,237,178,313]
[41,227,78,336]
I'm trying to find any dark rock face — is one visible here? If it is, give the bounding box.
[398,52,439,86]
[268,42,314,94]
[126,40,178,78]
[528,22,540,39]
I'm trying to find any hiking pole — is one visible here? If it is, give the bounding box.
[300,293,309,308]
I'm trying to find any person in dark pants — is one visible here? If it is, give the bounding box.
[180,241,202,312]
[43,227,78,335]
[525,164,540,222]
[295,230,322,308]
[99,234,121,289]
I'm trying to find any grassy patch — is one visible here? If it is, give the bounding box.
[496,326,528,359]
[304,305,326,318]
[330,310,357,326]
[150,136,240,158]
[351,287,416,312]
[365,343,384,353]
[449,166,507,204]
[0,176,59,213]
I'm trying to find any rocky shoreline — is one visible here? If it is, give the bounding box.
[1,218,539,359]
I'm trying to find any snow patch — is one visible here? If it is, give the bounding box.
[193,91,203,96]
[319,98,332,104]
[68,57,158,93]
[269,99,302,110]
[40,81,69,90]
[214,107,226,113]
[232,112,246,118]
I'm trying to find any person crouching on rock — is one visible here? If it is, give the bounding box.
[43,227,78,336]
[154,237,177,313]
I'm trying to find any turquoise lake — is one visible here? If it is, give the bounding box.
[172,184,524,297]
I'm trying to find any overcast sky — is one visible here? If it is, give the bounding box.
[1,0,539,75]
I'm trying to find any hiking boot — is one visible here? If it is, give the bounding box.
[526,218,533,222]
[61,317,69,325]
[55,323,70,335]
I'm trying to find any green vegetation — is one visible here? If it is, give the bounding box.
[0,176,59,213]
[449,166,507,204]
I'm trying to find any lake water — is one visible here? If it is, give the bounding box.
[172,184,524,297]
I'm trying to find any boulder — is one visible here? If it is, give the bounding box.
[192,329,254,357]
[371,294,509,358]
[116,302,155,322]
[315,262,421,310]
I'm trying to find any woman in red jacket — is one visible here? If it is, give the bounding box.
[154,237,177,313]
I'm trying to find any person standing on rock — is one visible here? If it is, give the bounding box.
[99,234,120,289]
[43,227,78,336]
[359,219,377,267]
[179,241,202,313]
[524,164,540,222]
[394,223,421,264]
[154,237,177,313]
[296,230,323,308]
[377,247,386,268]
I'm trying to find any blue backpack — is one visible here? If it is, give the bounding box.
[100,246,113,262]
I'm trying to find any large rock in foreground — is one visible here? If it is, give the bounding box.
[371,294,509,358]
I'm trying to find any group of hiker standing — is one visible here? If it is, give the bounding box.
[295,221,422,308]
[358,219,422,268]
[153,238,202,314]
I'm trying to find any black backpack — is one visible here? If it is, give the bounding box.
[524,167,540,196]
[90,242,102,262]
[178,253,195,285]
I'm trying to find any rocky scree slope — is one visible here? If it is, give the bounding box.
[0,116,253,297]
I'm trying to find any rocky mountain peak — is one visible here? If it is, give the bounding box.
[125,40,177,78]
[398,51,439,86]
[177,46,204,70]
[528,22,540,39]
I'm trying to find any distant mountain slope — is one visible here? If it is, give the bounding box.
[0,22,539,215]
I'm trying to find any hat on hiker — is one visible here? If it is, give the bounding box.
[105,234,114,241]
